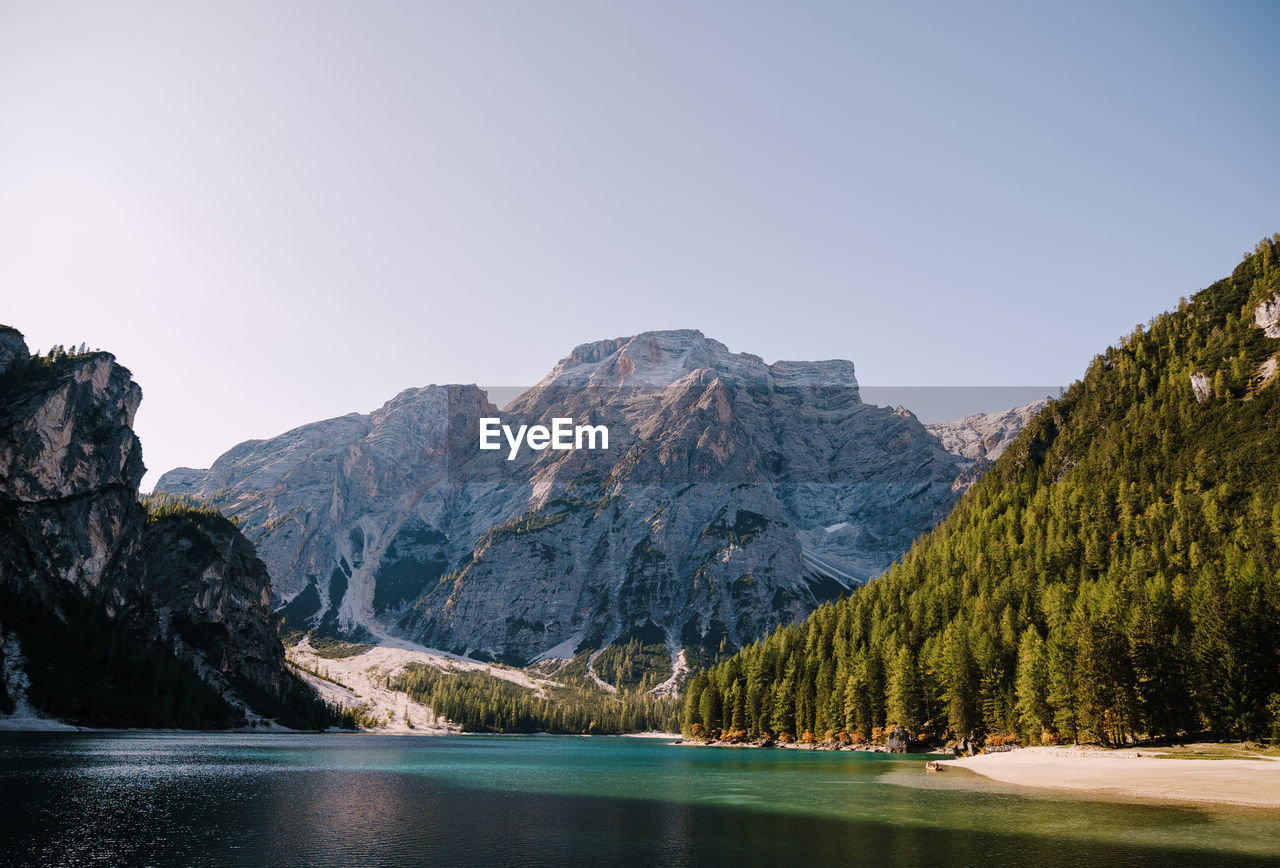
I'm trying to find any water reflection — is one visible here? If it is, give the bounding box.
[0,733,1276,867]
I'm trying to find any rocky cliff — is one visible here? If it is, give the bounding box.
[0,332,147,618]
[160,330,976,683]
[0,327,318,727]
[142,507,293,706]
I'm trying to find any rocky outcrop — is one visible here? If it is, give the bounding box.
[1255,292,1280,338]
[0,327,306,724]
[143,511,289,701]
[160,329,970,676]
[1252,357,1278,390]
[1190,372,1212,403]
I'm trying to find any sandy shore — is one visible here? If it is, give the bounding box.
[619,731,683,739]
[949,746,1280,808]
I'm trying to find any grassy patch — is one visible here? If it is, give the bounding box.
[1154,743,1280,760]
[309,635,374,659]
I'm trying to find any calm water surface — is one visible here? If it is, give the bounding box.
[1,732,1277,866]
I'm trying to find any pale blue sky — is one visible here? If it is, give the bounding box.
[2,1,1277,488]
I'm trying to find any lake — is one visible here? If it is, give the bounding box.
[1,732,1277,866]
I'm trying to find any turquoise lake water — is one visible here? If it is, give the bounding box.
[1,732,1277,865]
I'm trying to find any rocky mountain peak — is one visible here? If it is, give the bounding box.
[529,329,861,396]
[0,335,143,504]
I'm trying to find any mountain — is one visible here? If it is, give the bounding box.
[925,401,1048,463]
[681,236,1280,746]
[158,329,979,685]
[0,327,325,728]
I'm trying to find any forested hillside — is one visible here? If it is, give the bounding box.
[683,237,1280,746]
[389,664,679,734]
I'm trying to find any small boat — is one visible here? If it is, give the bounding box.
[924,760,944,772]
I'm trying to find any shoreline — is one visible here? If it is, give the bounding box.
[677,737,931,754]
[616,731,682,739]
[0,717,682,739]
[947,745,1280,809]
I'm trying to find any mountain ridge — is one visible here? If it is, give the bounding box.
[157,329,1035,687]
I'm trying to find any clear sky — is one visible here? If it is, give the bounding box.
[2,1,1277,489]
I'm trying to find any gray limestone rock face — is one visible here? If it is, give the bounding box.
[1190,372,1212,403]
[0,341,147,615]
[1252,357,1278,390]
[1255,292,1280,338]
[159,384,507,634]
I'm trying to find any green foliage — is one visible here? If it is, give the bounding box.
[328,701,389,729]
[234,669,336,730]
[592,625,673,691]
[684,237,1280,745]
[308,635,374,659]
[0,342,102,399]
[141,492,241,528]
[486,497,589,541]
[0,586,240,728]
[593,639,672,692]
[0,584,335,730]
[389,663,680,734]
[702,509,772,545]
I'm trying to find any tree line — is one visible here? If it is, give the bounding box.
[390,663,679,734]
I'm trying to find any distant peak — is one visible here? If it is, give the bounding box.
[543,329,858,392]
[564,329,711,365]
